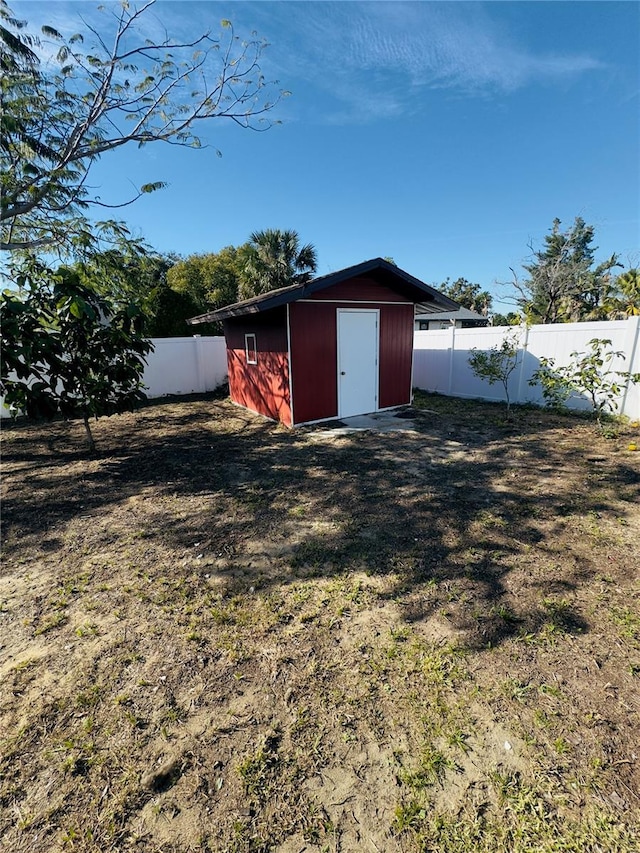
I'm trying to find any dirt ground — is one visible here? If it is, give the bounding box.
[1,391,639,852]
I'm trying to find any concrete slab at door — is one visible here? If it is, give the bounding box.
[337,309,379,418]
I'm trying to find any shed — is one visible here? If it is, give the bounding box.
[188,258,458,427]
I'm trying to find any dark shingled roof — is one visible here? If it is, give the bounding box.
[187,257,459,324]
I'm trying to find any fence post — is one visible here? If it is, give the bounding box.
[447,324,456,395]
[193,335,206,393]
[516,323,530,405]
[619,316,640,418]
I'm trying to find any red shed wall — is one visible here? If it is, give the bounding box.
[289,295,415,425]
[306,276,408,303]
[223,308,291,426]
[378,303,415,408]
[288,302,337,424]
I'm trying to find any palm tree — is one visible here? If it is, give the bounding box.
[604,269,640,319]
[240,229,317,299]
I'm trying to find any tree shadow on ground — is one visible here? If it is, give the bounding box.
[3,394,638,650]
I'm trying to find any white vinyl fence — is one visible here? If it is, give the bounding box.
[413,317,640,419]
[4,321,640,419]
[1,335,228,418]
[143,336,227,398]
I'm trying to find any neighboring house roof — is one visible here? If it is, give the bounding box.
[188,257,460,324]
[415,306,488,324]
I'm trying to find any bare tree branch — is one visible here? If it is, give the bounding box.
[1,0,285,253]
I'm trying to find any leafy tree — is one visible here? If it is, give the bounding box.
[468,333,520,416]
[70,246,208,337]
[165,234,318,325]
[490,311,521,327]
[72,244,177,313]
[1,257,151,451]
[241,229,317,298]
[1,0,285,254]
[512,218,620,324]
[530,338,640,425]
[145,283,203,338]
[438,278,492,315]
[167,245,253,315]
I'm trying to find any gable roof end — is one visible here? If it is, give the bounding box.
[187,258,459,324]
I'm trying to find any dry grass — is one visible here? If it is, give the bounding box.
[1,391,639,852]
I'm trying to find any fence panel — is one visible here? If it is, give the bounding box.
[412,329,451,393]
[414,318,640,418]
[143,336,227,398]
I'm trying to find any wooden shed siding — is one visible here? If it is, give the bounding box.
[289,299,414,424]
[379,303,414,408]
[288,301,338,424]
[306,276,411,303]
[223,311,291,426]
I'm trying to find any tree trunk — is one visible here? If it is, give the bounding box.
[83,415,96,453]
[502,381,512,419]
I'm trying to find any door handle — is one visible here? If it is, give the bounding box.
[340,371,346,375]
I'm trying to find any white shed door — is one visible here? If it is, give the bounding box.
[337,309,379,418]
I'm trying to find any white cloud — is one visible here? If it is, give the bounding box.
[242,1,606,121]
[11,1,607,123]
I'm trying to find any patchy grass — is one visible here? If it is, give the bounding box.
[1,391,639,852]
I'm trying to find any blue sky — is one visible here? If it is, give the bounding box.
[14,0,640,311]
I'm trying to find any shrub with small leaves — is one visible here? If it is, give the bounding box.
[468,332,520,415]
[530,338,640,424]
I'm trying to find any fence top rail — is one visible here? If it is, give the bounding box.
[415,319,632,335]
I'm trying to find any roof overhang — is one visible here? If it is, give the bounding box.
[414,306,487,320]
[187,257,459,324]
